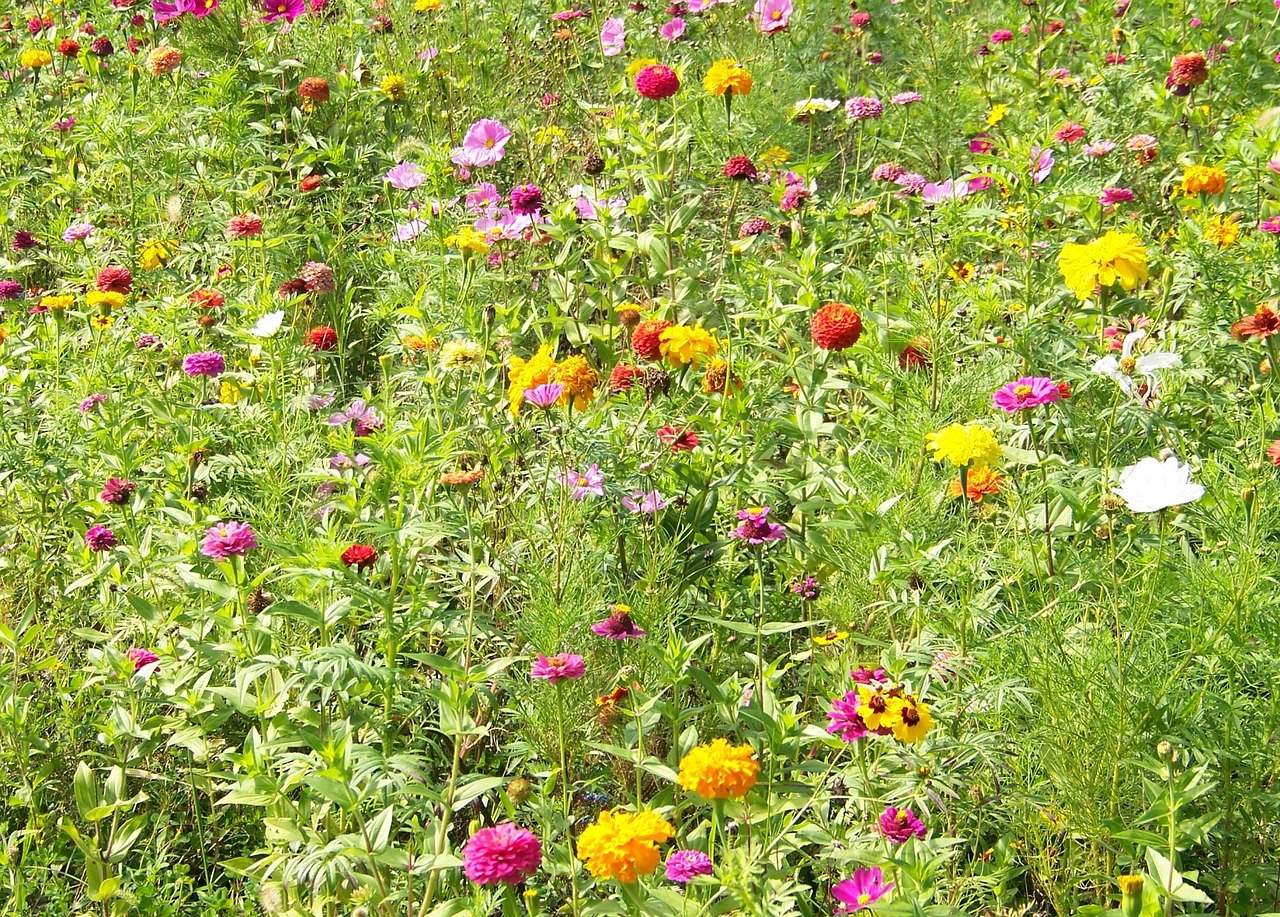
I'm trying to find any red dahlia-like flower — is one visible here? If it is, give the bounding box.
[227,213,263,238]
[810,302,863,351]
[1231,302,1280,340]
[608,363,642,393]
[300,175,323,192]
[58,38,79,56]
[189,287,224,309]
[95,264,133,294]
[1169,51,1207,87]
[298,76,330,103]
[657,425,700,450]
[631,318,672,361]
[722,155,757,181]
[341,543,378,569]
[634,64,680,100]
[305,325,339,350]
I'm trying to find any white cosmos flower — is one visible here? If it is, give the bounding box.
[250,310,285,338]
[1114,456,1204,513]
[1092,330,1180,406]
[791,97,841,118]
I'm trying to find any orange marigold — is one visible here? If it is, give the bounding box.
[948,466,1003,502]
[677,738,759,800]
[576,809,674,883]
[1231,302,1280,340]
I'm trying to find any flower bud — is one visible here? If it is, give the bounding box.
[1118,874,1144,917]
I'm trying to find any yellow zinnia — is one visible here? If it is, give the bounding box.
[549,354,599,410]
[86,291,126,310]
[20,49,53,69]
[439,338,483,370]
[381,74,407,101]
[138,238,177,270]
[1181,164,1226,196]
[40,294,74,311]
[677,738,759,800]
[444,226,490,256]
[703,59,752,97]
[576,809,674,883]
[926,422,1000,470]
[507,344,557,416]
[1057,231,1147,300]
[659,324,719,366]
[986,103,1008,126]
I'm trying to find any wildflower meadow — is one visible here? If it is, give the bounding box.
[1,0,1279,913]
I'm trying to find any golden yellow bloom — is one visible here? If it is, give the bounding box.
[576,809,674,883]
[549,354,600,410]
[949,466,1003,502]
[145,46,182,77]
[138,238,177,270]
[677,738,759,800]
[986,103,1008,126]
[885,695,933,744]
[703,59,752,97]
[1204,215,1239,248]
[507,344,557,416]
[86,291,126,310]
[659,324,719,366]
[20,49,53,69]
[812,630,849,646]
[90,314,115,330]
[444,226,490,256]
[760,146,791,167]
[856,686,894,732]
[414,0,441,11]
[1181,164,1226,196]
[381,74,407,101]
[0,327,6,345]
[219,380,243,405]
[626,57,658,81]
[1057,231,1148,300]
[40,294,74,311]
[948,261,975,284]
[851,199,878,217]
[927,422,1001,470]
[439,338,483,369]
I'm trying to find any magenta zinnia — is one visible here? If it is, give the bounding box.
[461,823,542,885]
[992,376,1061,412]
[200,521,257,560]
[530,653,585,683]
[729,505,786,543]
[827,690,867,741]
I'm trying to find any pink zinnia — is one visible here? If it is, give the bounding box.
[183,351,225,378]
[1053,121,1086,143]
[85,524,118,551]
[1259,217,1280,234]
[845,96,883,120]
[993,376,1061,412]
[1084,140,1116,158]
[127,647,160,673]
[530,653,586,683]
[826,690,867,741]
[729,505,786,543]
[665,849,713,883]
[452,119,512,168]
[754,0,791,33]
[200,520,257,560]
[879,807,927,843]
[891,91,922,106]
[600,16,625,56]
[990,28,1014,43]
[1028,146,1054,183]
[591,610,647,639]
[461,823,542,885]
[1100,186,1134,206]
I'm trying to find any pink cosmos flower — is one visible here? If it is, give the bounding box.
[1268,160,1280,175]
[660,16,686,39]
[461,823,542,885]
[922,179,969,203]
[530,653,586,683]
[600,17,625,56]
[523,382,564,409]
[754,0,791,33]
[622,490,667,513]
[558,464,605,498]
[833,867,894,914]
[466,182,500,212]
[1029,146,1054,183]
[452,119,512,168]
[200,520,257,560]
[260,0,304,22]
[969,133,993,153]
[1100,186,1134,206]
[1084,140,1116,157]
[384,161,425,190]
[993,376,1061,412]
[551,7,585,19]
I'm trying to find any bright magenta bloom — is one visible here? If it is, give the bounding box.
[833,867,894,913]
[826,691,867,741]
[200,521,257,560]
[127,647,160,672]
[879,807,926,843]
[992,376,1061,412]
[729,506,786,543]
[461,823,542,885]
[531,653,585,683]
[260,0,303,22]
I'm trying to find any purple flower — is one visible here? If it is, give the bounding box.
[52,116,75,131]
[891,91,922,106]
[1085,140,1117,157]
[826,691,867,741]
[461,823,542,885]
[510,183,543,216]
[200,520,257,560]
[305,392,336,411]
[530,653,585,684]
[833,867,894,914]
[136,333,163,351]
[600,16,626,55]
[1029,146,1054,183]
[79,393,107,413]
[558,464,605,498]
[660,16,686,39]
[100,477,136,505]
[665,849,713,883]
[523,383,564,410]
[622,490,667,513]
[729,505,786,544]
[894,172,928,195]
[0,280,23,299]
[183,351,226,378]
[850,666,887,684]
[328,399,383,436]
[992,376,1061,412]
[330,452,372,469]
[879,807,927,843]
[845,96,883,120]
[85,524,118,551]
[396,219,429,242]
[126,647,160,673]
[384,161,426,190]
[261,0,304,22]
[62,222,95,243]
[791,576,821,600]
[452,119,512,168]
[590,609,646,640]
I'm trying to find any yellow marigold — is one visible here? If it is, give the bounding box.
[507,344,557,416]
[444,226,490,256]
[659,324,719,366]
[90,313,114,330]
[86,290,126,310]
[1057,230,1148,300]
[138,238,177,270]
[40,294,74,311]
[381,74,407,101]
[986,103,1008,126]
[760,145,790,167]
[885,695,933,744]
[576,809,674,883]
[1182,164,1226,196]
[414,0,441,11]
[439,338,483,369]
[1204,215,1239,248]
[549,354,600,410]
[20,49,53,69]
[926,422,1000,470]
[145,46,182,77]
[0,326,6,345]
[626,57,658,81]
[677,738,759,800]
[703,59,752,97]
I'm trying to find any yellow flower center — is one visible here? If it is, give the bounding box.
[1014,384,1032,399]
[1118,356,1137,374]
[485,139,495,148]
[858,894,871,906]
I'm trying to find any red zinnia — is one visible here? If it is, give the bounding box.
[58,38,79,56]
[341,544,378,569]
[96,264,133,294]
[657,425,700,451]
[722,156,757,181]
[1169,51,1208,87]
[1231,302,1280,340]
[634,64,680,100]
[189,287,224,309]
[300,175,323,192]
[631,318,672,361]
[305,325,339,350]
[227,213,264,238]
[608,363,642,393]
[810,302,863,351]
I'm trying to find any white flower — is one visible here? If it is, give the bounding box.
[1114,456,1204,513]
[250,310,285,338]
[791,97,840,118]
[1092,330,1180,406]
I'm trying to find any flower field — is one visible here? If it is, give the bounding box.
[2,0,1280,912]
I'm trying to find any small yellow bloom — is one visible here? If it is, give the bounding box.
[443,226,490,256]
[986,103,1008,126]
[760,146,791,167]
[1057,231,1148,300]
[86,291,126,310]
[856,685,894,732]
[414,0,441,11]
[381,74,407,101]
[219,380,242,404]
[20,49,53,69]
[138,238,177,270]
[90,314,115,330]
[812,630,849,646]
[703,59,752,97]
[1204,215,1239,248]
[1181,164,1226,196]
[626,57,658,82]
[40,293,74,311]
[439,338,483,369]
[885,695,933,744]
[927,422,1001,470]
[507,344,557,416]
